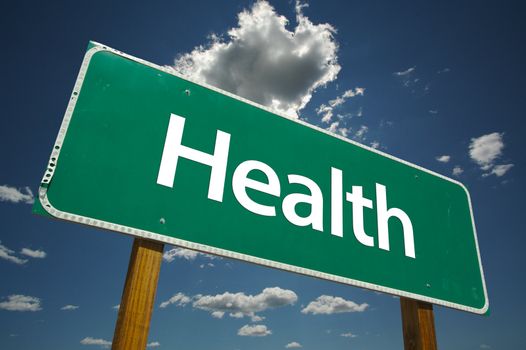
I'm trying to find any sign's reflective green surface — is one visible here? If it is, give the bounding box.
[35,42,488,314]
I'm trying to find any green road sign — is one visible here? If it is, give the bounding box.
[35,42,488,314]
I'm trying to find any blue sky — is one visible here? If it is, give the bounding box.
[1,0,525,349]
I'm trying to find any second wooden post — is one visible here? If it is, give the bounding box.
[400,297,438,350]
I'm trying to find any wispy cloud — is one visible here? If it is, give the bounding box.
[147,341,160,348]
[393,66,416,76]
[469,132,513,177]
[238,324,272,337]
[340,332,357,338]
[452,166,464,176]
[0,242,28,265]
[20,248,47,259]
[172,0,340,117]
[80,337,111,348]
[0,185,34,204]
[159,292,191,309]
[60,304,79,311]
[370,141,381,149]
[484,164,514,177]
[285,341,303,348]
[301,295,368,314]
[0,295,42,312]
[317,87,365,123]
[162,247,218,262]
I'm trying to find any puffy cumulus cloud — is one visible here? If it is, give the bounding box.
[20,248,46,259]
[436,155,450,163]
[159,292,191,309]
[452,166,464,176]
[0,185,34,204]
[0,242,28,265]
[469,132,513,177]
[469,132,504,170]
[286,341,303,348]
[301,295,368,314]
[317,87,365,123]
[0,294,42,312]
[147,341,161,348]
[172,0,340,117]
[60,304,79,311]
[80,337,111,348]
[370,141,380,149]
[193,287,297,319]
[237,324,272,337]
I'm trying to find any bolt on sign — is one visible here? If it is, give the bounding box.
[34,42,488,314]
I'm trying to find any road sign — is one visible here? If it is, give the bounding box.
[35,42,488,314]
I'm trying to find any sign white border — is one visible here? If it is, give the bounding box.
[38,42,489,314]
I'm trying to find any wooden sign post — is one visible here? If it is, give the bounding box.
[400,297,438,350]
[112,238,164,350]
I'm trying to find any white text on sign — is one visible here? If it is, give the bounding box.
[157,114,415,258]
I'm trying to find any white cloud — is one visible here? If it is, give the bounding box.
[486,164,514,177]
[452,166,464,176]
[147,341,160,348]
[193,287,297,319]
[238,324,272,337]
[301,295,368,314]
[354,125,368,141]
[436,155,450,163]
[159,292,191,309]
[60,304,79,311]
[469,132,504,170]
[20,248,47,259]
[286,341,302,348]
[0,295,42,312]
[0,185,34,204]
[341,332,357,338]
[469,132,513,177]
[370,141,380,149]
[393,66,416,76]
[317,87,365,123]
[199,263,215,269]
[172,0,340,117]
[437,68,450,74]
[0,242,28,265]
[112,304,120,311]
[163,247,218,262]
[429,110,438,114]
[251,314,265,322]
[80,337,111,348]
[163,248,199,262]
[211,311,225,318]
[327,121,349,137]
